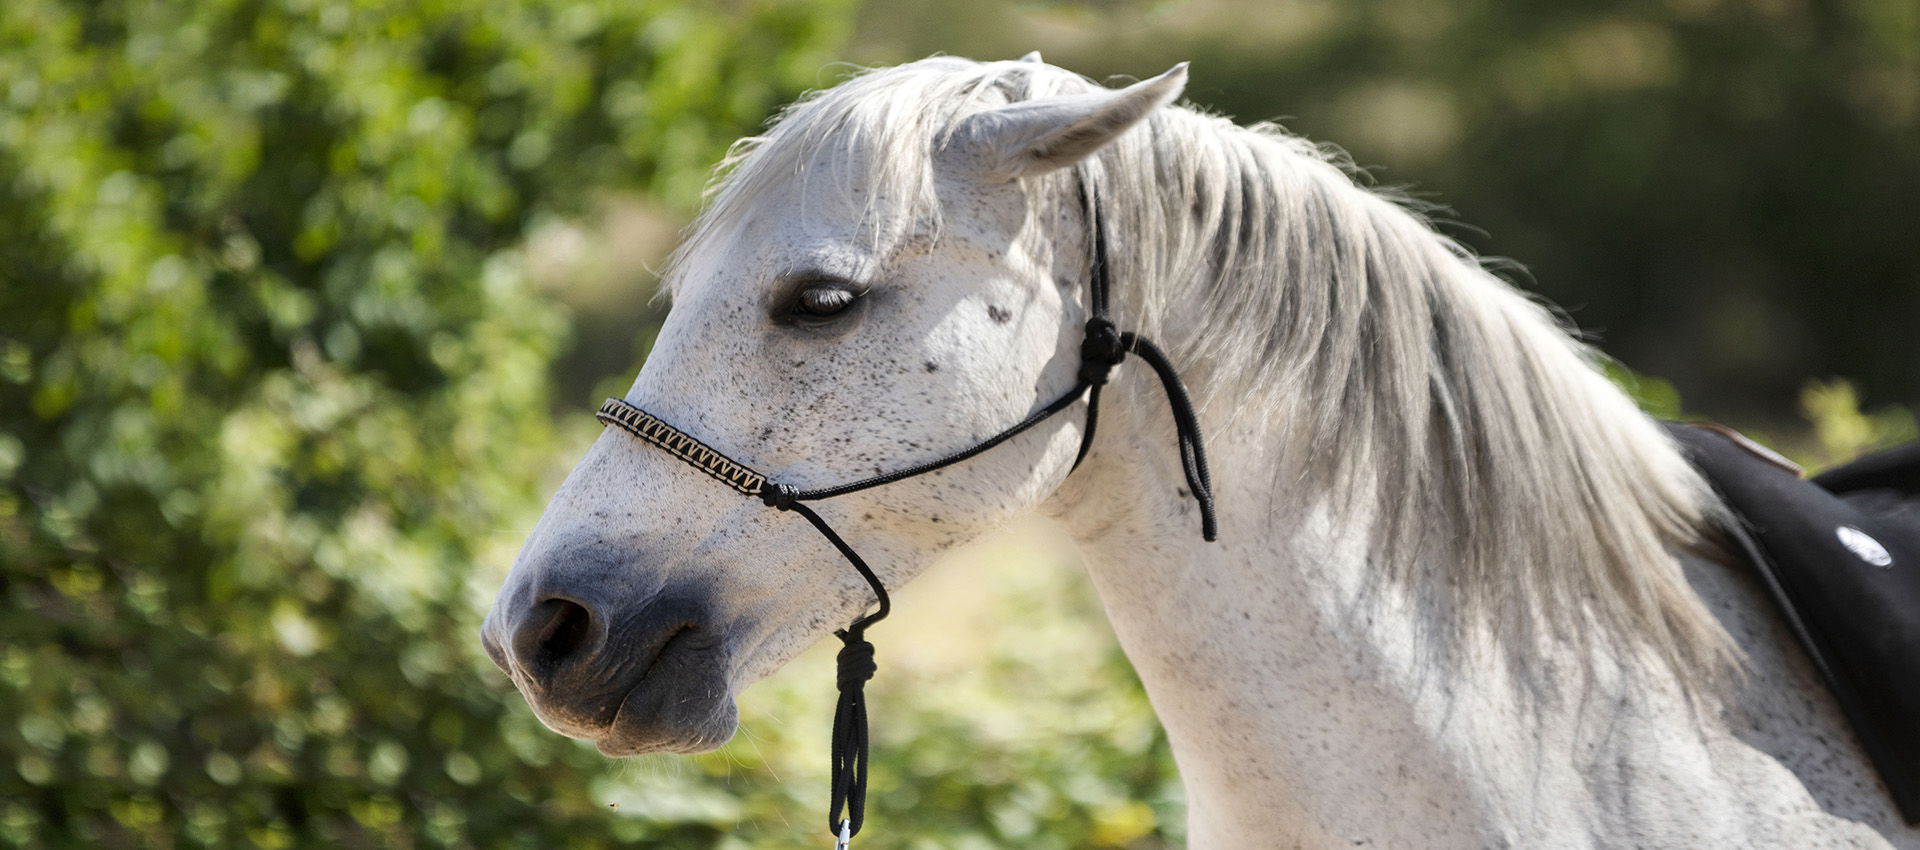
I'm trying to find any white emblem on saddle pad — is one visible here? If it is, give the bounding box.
[1836,525,1893,567]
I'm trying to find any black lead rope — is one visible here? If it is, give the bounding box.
[593,182,1215,847]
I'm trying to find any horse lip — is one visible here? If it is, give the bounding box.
[593,626,736,755]
[602,625,694,728]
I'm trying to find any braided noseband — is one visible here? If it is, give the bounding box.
[594,178,1216,846]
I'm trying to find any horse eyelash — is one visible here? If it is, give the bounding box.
[799,286,857,315]
[776,278,869,326]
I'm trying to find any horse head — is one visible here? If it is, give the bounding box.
[481,57,1188,756]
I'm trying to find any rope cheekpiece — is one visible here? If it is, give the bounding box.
[592,180,1216,846]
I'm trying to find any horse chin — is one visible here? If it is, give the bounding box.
[594,695,738,756]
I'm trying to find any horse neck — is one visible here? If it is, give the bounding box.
[1037,152,1733,840]
[1044,385,1727,845]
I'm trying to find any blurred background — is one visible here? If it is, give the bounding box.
[0,0,1913,847]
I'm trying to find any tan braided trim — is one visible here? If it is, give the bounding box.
[595,398,767,496]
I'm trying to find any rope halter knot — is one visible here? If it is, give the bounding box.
[1077,317,1127,386]
[759,481,799,511]
[833,630,878,690]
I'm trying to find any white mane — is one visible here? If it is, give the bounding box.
[669,57,1737,681]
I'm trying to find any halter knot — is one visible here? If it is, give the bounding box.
[1078,317,1127,385]
[759,482,798,511]
[834,632,877,691]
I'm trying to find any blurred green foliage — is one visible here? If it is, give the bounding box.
[1787,379,1917,469]
[1605,368,1916,469]
[0,0,848,845]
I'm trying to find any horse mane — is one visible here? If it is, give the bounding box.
[669,57,1738,682]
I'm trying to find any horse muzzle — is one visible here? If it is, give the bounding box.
[481,551,738,755]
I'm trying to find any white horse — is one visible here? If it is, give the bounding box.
[483,55,1918,847]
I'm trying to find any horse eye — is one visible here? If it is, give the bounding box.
[795,285,858,318]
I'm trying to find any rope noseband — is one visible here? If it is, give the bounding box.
[594,181,1216,846]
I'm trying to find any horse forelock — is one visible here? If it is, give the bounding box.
[665,55,1737,687]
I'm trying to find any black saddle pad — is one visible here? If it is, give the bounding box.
[1667,423,1920,824]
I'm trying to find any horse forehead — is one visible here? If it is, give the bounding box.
[670,137,1035,308]
[735,136,1020,245]
[676,207,1008,307]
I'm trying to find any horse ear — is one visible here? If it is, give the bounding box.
[955,62,1188,181]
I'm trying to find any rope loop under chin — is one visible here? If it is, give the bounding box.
[828,629,876,838]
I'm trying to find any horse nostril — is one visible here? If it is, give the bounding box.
[540,598,595,660]
[513,597,599,683]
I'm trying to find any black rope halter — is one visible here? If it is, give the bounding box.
[593,177,1216,847]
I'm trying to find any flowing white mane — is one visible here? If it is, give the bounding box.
[669,57,1736,680]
